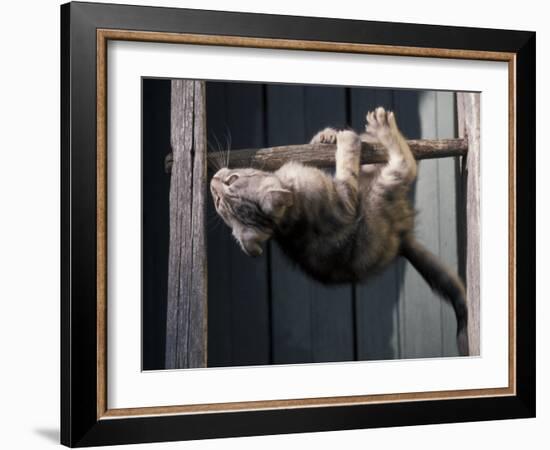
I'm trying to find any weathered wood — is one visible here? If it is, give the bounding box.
[457,92,481,356]
[267,85,355,364]
[166,138,467,173]
[165,80,207,369]
[436,91,462,357]
[350,89,401,361]
[266,85,312,365]
[219,138,467,171]
[399,91,444,358]
[205,82,271,367]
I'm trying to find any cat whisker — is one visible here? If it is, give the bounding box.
[207,153,222,171]
[207,137,219,154]
[224,126,232,168]
[212,133,223,154]
[216,152,225,170]
[211,134,230,170]
[209,139,219,165]
[206,213,224,231]
[206,211,220,223]
[207,159,216,171]
[207,137,224,171]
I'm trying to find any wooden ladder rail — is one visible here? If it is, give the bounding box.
[165,138,468,174]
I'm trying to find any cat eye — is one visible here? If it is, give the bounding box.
[224,174,239,185]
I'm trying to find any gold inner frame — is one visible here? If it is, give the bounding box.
[96,29,517,420]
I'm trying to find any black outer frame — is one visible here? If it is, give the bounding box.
[61,1,535,447]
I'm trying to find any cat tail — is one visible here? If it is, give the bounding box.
[400,237,469,356]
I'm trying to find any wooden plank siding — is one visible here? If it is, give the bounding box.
[436,92,463,357]
[205,82,272,367]
[142,79,171,370]
[399,92,442,357]
[349,89,401,360]
[141,79,464,369]
[165,80,207,369]
[266,85,355,364]
[393,91,462,359]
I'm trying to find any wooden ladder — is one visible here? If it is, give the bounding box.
[165,80,480,369]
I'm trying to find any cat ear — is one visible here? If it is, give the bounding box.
[262,189,293,217]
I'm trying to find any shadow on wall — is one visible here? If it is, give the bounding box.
[142,79,171,370]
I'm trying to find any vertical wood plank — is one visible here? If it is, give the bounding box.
[305,86,355,363]
[204,83,232,366]
[268,84,355,364]
[355,266,401,359]
[265,84,308,363]
[350,88,401,360]
[457,92,481,356]
[435,91,461,357]
[396,90,443,358]
[165,80,207,369]
[267,85,312,363]
[205,82,271,367]
[189,82,208,363]
[225,83,271,366]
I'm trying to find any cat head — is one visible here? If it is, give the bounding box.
[210,167,293,257]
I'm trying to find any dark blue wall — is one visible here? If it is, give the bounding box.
[142,79,462,370]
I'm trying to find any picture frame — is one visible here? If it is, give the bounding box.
[61,1,535,446]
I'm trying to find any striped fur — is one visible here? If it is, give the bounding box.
[210,107,469,355]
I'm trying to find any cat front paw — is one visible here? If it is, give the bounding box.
[336,129,361,149]
[310,127,338,145]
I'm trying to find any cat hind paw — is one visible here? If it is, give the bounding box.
[364,107,395,142]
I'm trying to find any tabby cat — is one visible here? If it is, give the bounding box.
[210,107,469,356]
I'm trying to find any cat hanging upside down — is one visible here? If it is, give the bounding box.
[210,107,469,356]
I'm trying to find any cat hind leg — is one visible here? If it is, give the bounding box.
[365,107,417,192]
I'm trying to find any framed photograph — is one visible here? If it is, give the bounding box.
[61,1,535,446]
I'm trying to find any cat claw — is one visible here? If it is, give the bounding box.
[365,107,395,141]
[310,127,338,145]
